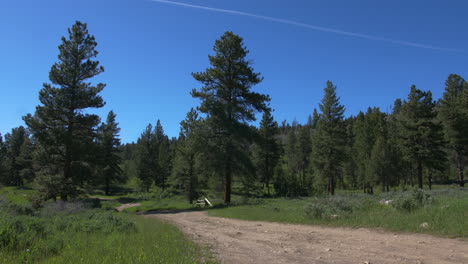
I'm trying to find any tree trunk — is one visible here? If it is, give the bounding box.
[417,160,423,189]
[266,179,270,196]
[188,156,195,204]
[457,153,465,187]
[105,178,110,196]
[381,176,386,193]
[428,171,432,190]
[224,162,232,203]
[328,173,335,195]
[224,145,232,203]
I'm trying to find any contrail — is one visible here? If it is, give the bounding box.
[151,0,464,53]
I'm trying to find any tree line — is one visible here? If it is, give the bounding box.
[0,21,466,203]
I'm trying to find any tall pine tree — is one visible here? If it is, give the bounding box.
[311,81,346,195]
[97,111,123,195]
[252,110,281,195]
[172,108,203,203]
[23,21,105,200]
[399,85,446,189]
[438,74,468,187]
[191,32,270,203]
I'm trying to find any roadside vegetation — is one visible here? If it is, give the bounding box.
[86,185,468,238]
[208,187,468,238]
[0,187,212,264]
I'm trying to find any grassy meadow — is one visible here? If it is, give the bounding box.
[208,187,468,238]
[92,184,468,238]
[1,185,466,264]
[0,187,214,264]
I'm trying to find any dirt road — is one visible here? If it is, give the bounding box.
[114,202,140,212]
[144,210,467,264]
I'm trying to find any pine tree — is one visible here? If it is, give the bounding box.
[438,74,468,187]
[155,120,171,189]
[172,108,202,203]
[311,81,346,195]
[23,21,105,200]
[136,124,158,192]
[398,85,446,189]
[3,127,34,186]
[97,111,123,195]
[297,126,312,191]
[311,108,320,129]
[252,110,281,195]
[0,134,6,185]
[387,99,408,187]
[136,120,171,191]
[284,126,302,195]
[191,32,270,203]
[352,108,389,193]
[368,118,401,192]
[342,116,357,189]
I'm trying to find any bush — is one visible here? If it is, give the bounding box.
[392,189,435,212]
[304,195,373,219]
[0,196,35,216]
[0,197,137,262]
[304,202,330,219]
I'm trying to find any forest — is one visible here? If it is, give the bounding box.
[1,19,468,264]
[0,21,467,204]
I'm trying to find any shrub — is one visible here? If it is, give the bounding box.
[304,195,373,219]
[0,202,137,262]
[392,189,435,212]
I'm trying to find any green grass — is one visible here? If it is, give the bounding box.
[0,186,38,205]
[208,188,468,238]
[38,216,212,264]
[0,187,215,264]
[124,195,200,213]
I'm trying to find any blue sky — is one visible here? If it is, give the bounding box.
[1,0,467,143]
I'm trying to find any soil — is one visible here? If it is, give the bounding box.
[144,210,468,264]
[114,203,141,212]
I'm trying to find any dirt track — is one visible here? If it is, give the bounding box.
[144,210,468,264]
[114,202,140,212]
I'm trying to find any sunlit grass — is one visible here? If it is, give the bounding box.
[208,188,468,238]
[0,187,215,264]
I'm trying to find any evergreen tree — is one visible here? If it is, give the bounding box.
[273,163,289,196]
[172,108,202,203]
[297,126,312,191]
[284,126,303,195]
[398,85,446,189]
[136,124,158,192]
[438,74,468,187]
[3,127,34,186]
[191,32,270,203]
[155,120,171,190]
[135,120,170,191]
[311,81,346,195]
[387,99,409,187]
[0,134,6,185]
[342,116,357,189]
[353,112,370,192]
[252,111,281,195]
[23,21,105,200]
[368,118,401,192]
[352,108,387,193]
[97,111,123,195]
[311,108,320,129]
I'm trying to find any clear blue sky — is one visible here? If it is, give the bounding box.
[1,0,467,143]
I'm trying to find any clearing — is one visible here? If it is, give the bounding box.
[144,210,468,264]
